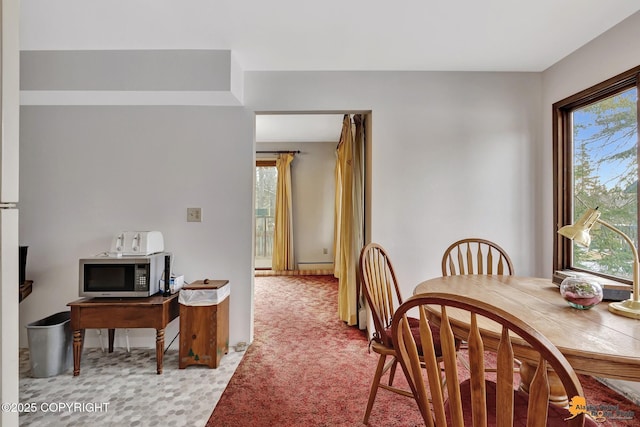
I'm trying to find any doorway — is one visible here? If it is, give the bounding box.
[253,112,372,277]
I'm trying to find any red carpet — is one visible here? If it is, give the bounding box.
[207,275,639,426]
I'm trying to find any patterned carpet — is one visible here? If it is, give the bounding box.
[208,275,639,426]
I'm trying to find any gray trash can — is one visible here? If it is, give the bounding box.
[26,311,73,377]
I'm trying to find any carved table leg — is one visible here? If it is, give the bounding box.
[72,329,83,376]
[519,361,568,407]
[156,328,165,374]
[108,329,115,353]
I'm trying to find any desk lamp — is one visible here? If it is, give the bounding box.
[558,207,640,319]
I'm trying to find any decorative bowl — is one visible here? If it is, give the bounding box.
[560,276,603,310]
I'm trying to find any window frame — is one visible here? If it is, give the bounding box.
[256,159,277,167]
[553,65,640,285]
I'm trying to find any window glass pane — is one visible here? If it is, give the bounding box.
[255,166,277,263]
[572,87,638,280]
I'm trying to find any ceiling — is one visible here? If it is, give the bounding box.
[20,1,640,72]
[255,114,344,143]
[19,1,640,143]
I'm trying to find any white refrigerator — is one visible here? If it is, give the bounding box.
[1,0,21,425]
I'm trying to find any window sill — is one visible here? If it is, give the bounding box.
[553,270,632,302]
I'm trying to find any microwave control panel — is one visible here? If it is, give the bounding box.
[134,264,150,291]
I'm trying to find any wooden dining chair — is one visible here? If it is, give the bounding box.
[391,293,597,427]
[441,238,514,276]
[441,238,518,373]
[359,243,448,424]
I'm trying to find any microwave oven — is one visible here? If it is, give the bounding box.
[79,252,170,298]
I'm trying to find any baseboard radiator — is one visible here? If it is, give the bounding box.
[255,262,334,277]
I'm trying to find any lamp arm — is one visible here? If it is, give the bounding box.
[597,219,640,303]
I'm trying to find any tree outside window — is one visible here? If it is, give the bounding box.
[572,88,638,280]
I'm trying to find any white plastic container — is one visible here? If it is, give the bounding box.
[179,282,230,306]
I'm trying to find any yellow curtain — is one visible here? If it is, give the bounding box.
[334,114,364,325]
[272,153,295,271]
[333,151,343,278]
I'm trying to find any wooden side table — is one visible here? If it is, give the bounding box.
[179,280,229,369]
[67,293,180,376]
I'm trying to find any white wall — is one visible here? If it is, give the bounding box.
[18,106,255,349]
[246,71,542,298]
[256,140,336,268]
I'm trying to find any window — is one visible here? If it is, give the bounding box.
[255,160,277,268]
[553,66,640,284]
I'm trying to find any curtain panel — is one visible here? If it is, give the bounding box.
[272,153,295,271]
[335,114,364,325]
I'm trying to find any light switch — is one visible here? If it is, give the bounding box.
[187,207,202,222]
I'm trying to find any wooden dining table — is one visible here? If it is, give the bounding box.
[413,275,640,406]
